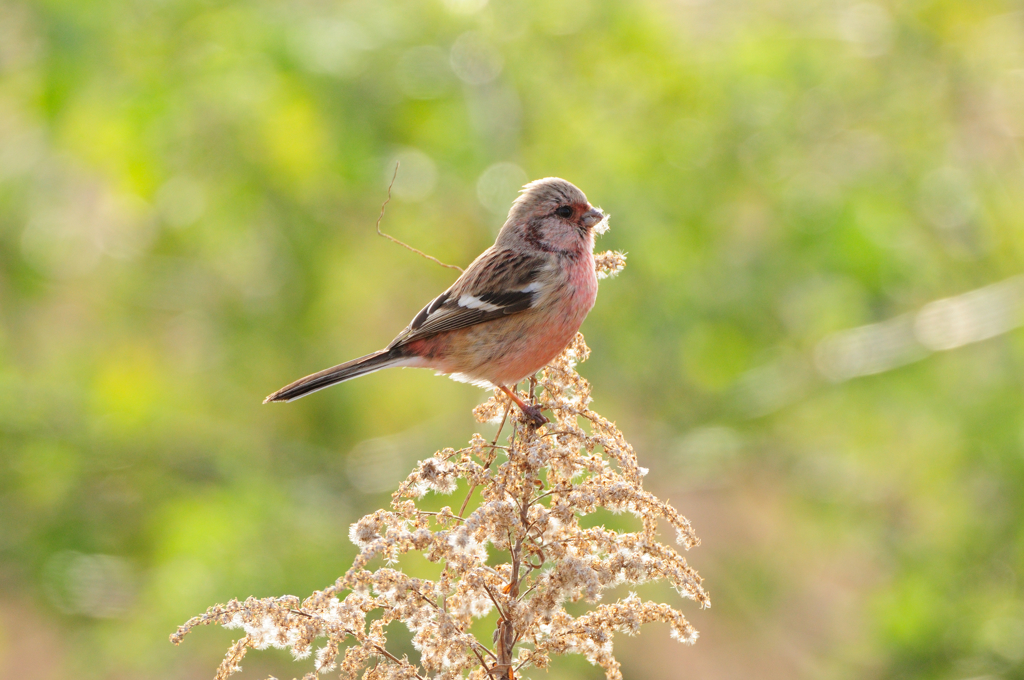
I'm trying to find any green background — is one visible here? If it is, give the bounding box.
[3,0,1024,678]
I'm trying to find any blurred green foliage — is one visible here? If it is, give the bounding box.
[3,0,1024,678]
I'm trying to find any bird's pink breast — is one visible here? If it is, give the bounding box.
[410,249,598,387]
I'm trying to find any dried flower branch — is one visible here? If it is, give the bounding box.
[376,162,464,273]
[592,250,626,279]
[172,257,706,680]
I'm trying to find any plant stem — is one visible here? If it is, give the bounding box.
[459,400,512,518]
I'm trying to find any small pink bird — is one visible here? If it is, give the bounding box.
[264,177,607,425]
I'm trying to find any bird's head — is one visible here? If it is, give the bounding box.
[498,177,607,254]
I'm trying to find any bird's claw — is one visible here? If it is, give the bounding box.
[497,384,548,427]
[521,404,549,427]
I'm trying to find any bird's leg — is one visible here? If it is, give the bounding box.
[528,374,538,405]
[499,385,548,427]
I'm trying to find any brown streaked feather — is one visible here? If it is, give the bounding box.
[387,247,549,349]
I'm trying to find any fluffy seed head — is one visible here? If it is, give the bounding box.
[171,260,707,680]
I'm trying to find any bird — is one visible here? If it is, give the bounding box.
[264,177,607,426]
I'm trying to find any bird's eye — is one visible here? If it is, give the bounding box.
[555,206,573,218]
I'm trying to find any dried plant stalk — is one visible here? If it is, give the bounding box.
[171,255,706,680]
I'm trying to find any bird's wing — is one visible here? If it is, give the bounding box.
[389,247,551,349]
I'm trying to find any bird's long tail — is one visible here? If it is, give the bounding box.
[263,349,408,403]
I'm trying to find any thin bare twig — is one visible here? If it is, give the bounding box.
[482,583,509,621]
[516,581,539,602]
[411,588,441,612]
[508,493,524,517]
[539,430,577,439]
[530,486,569,505]
[376,162,464,272]
[418,510,466,523]
[371,643,426,678]
[471,647,492,674]
[459,400,512,517]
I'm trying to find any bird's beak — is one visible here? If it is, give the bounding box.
[581,207,605,229]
